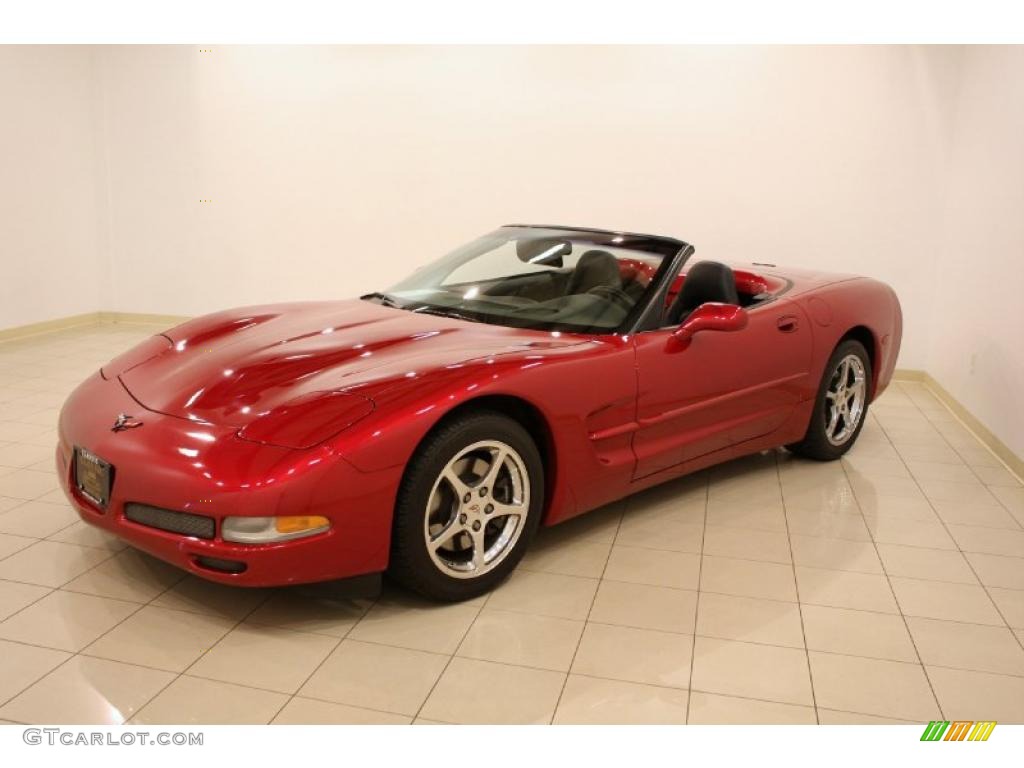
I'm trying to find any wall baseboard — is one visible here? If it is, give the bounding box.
[914,372,1024,482]
[893,367,1023,481]
[0,311,186,345]
[96,311,190,327]
[0,312,103,343]
[892,368,926,382]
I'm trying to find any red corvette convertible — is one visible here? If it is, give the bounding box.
[57,225,902,600]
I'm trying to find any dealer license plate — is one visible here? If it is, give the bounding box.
[74,446,112,509]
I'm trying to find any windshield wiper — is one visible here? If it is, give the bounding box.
[362,293,479,323]
[361,292,402,308]
[412,306,480,323]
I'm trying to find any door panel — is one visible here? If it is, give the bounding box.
[632,300,812,479]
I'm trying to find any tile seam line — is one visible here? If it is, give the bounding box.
[846,391,943,718]
[549,498,628,723]
[775,450,820,723]
[684,469,710,724]
[895,384,1024,659]
[0,553,188,715]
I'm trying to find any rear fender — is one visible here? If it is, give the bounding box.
[794,279,902,399]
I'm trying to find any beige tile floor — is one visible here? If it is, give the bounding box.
[0,323,1023,724]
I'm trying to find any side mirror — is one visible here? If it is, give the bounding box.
[666,303,748,353]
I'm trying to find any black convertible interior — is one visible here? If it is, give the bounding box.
[664,260,740,325]
[439,246,653,330]
[381,231,780,333]
[467,255,772,329]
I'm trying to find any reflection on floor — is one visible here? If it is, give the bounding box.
[0,323,1022,725]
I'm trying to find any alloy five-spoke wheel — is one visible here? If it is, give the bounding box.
[389,410,544,601]
[787,338,872,461]
[823,353,867,446]
[424,440,529,578]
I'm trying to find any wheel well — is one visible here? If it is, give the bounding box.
[427,394,555,502]
[839,325,878,399]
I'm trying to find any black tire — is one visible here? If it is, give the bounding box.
[388,410,544,602]
[787,339,872,461]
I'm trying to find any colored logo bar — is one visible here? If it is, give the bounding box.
[921,721,996,741]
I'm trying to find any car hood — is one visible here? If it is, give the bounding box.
[119,299,581,428]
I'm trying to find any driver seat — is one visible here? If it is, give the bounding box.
[565,250,620,295]
[665,260,739,325]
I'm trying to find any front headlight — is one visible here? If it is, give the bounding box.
[222,515,330,544]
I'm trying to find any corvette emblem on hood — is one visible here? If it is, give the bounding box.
[111,413,144,432]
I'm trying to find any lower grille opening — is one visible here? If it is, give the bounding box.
[195,556,247,574]
[124,502,215,540]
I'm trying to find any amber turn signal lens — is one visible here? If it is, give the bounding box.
[275,515,330,534]
[222,515,331,544]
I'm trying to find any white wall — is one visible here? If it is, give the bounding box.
[0,46,106,329]
[93,46,956,371]
[1,45,1020,455]
[927,46,1024,458]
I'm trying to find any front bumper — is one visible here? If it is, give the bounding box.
[57,372,402,587]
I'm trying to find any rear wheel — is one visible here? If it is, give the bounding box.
[388,411,544,601]
[787,339,871,461]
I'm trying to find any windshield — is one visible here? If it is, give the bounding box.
[370,226,682,333]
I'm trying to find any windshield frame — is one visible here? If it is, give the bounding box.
[369,224,693,336]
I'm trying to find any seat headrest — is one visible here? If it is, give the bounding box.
[566,250,620,295]
[666,260,739,325]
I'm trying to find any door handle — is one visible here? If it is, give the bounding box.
[776,315,799,333]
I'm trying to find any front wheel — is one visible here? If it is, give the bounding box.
[787,339,872,461]
[388,411,544,601]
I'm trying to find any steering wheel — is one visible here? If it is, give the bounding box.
[586,284,633,310]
